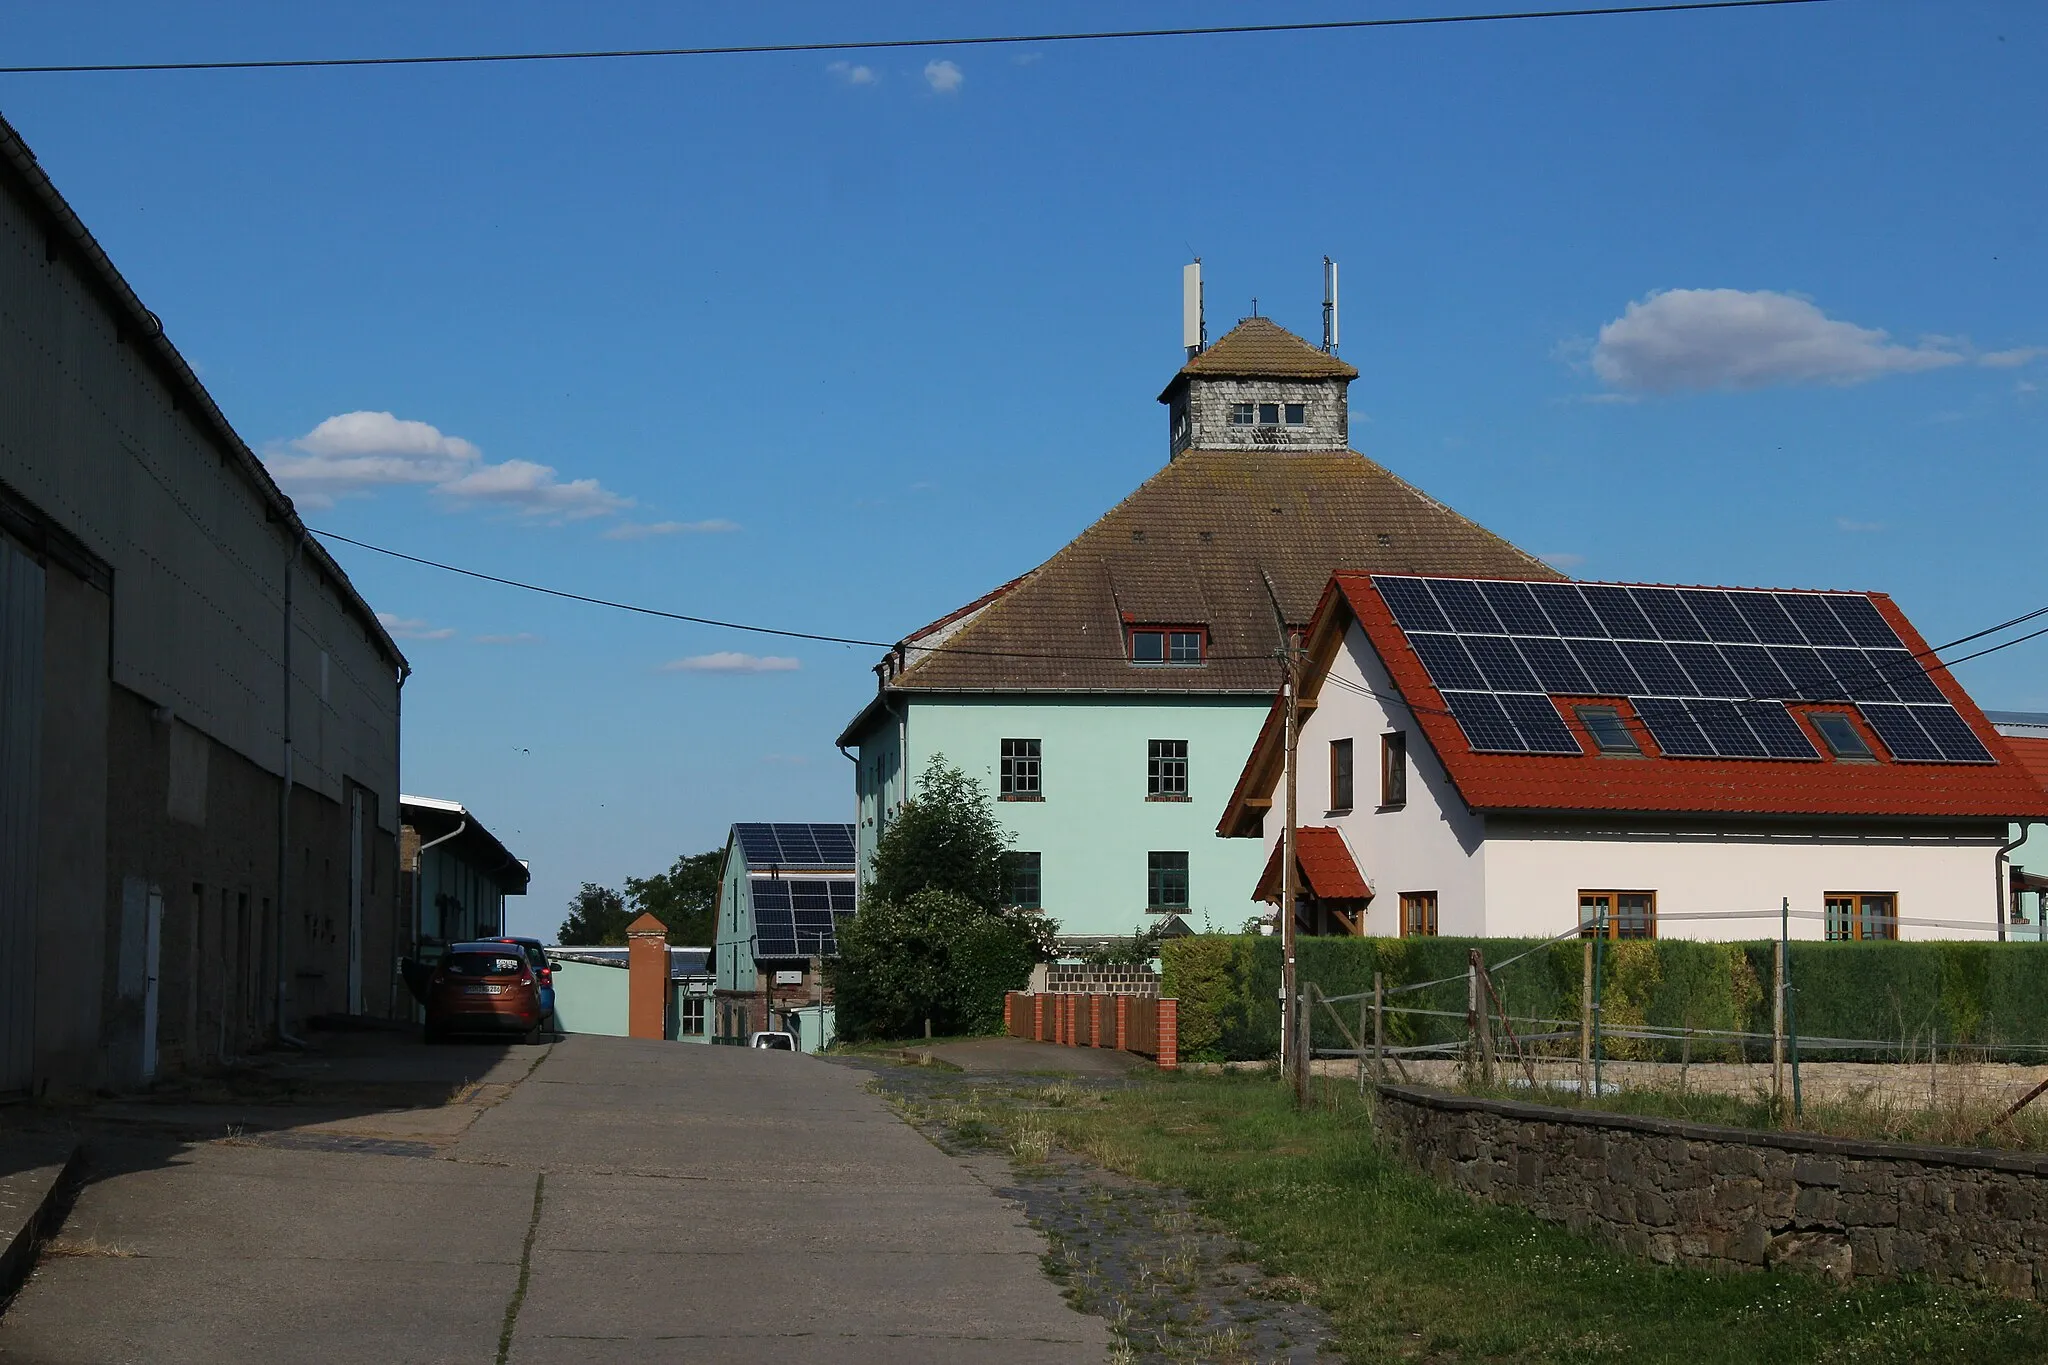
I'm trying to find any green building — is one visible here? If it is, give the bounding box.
[837,314,1558,945]
[711,822,857,1048]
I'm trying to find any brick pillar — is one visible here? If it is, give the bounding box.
[1157,998,1178,1070]
[627,913,670,1040]
[1116,996,1130,1052]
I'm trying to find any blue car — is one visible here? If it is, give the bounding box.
[488,937,555,1029]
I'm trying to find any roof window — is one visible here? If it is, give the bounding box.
[1809,711,1875,761]
[1131,627,1205,666]
[1575,705,1641,756]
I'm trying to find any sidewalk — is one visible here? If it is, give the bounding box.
[0,1034,1104,1364]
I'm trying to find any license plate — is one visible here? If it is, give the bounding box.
[463,985,504,996]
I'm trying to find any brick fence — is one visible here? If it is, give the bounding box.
[1004,991,1177,1069]
[1374,1083,2048,1299]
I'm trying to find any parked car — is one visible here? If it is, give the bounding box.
[423,942,545,1042]
[749,1031,797,1051]
[487,936,556,1028]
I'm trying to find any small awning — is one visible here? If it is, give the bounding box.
[1255,827,1371,903]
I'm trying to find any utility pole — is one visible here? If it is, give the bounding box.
[1281,628,1305,1107]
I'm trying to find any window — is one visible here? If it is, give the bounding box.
[1284,402,1306,426]
[1826,892,1897,941]
[1575,706,1641,756]
[1148,740,1189,799]
[1000,738,1041,798]
[1130,627,1205,665]
[1380,733,1407,807]
[1329,737,1355,811]
[1147,852,1190,911]
[1579,891,1656,939]
[1230,402,1256,426]
[1004,852,1043,910]
[681,996,707,1035]
[1810,711,1875,761]
[1258,401,1281,425]
[1400,892,1438,938]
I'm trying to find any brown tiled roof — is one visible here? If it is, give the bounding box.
[874,447,1561,697]
[1173,317,1359,383]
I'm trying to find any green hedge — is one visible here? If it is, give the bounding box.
[1160,935,2048,1063]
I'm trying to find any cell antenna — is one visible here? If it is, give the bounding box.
[1322,257,1339,353]
[1183,260,1205,358]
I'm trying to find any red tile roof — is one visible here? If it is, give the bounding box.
[1255,826,1371,901]
[2004,736,2048,794]
[1222,574,2048,830]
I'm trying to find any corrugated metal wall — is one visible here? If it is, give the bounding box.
[0,182,398,833]
[0,535,44,1092]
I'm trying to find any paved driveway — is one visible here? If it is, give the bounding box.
[0,1035,1104,1364]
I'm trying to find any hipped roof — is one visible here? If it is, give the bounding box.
[1221,573,2048,832]
[1159,316,1359,395]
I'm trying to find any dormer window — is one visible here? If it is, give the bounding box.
[1258,402,1280,425]
[1131,627,1205,665]
[1230,402,1255,426]
[1285,403,1306,425]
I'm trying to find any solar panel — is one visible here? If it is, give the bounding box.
[1858,704,1944,762]
[1370,576,1991,764]
[773,825,822,864]
[1911,706,1995,764]
[737,825,783,865]
[751,879,792,910]
[1378,576,1453,632]
[814,826,857,865]
[1476,580,1555,636]
[1737,701,1821,759]
[1633,589,1708,642]
[1778,594,1856,647]
[1463,636,1540,692]
[1429,579,1504,634]
[1443,691,1527,752]
[748,875,856,956]
[1633,697,1716,757]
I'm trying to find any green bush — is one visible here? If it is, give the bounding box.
[1162,934,2048,1063]
[832,889,1038,1040]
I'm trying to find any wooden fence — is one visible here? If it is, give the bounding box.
[1004,991,1177,1069]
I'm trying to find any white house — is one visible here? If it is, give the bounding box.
[1219,572,2048,943]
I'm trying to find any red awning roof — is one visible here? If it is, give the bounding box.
[1256,826,1372,902]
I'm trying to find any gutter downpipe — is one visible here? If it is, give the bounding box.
[276,533,309,1049]
[415,820,469,944]
[1998,822,2032,943]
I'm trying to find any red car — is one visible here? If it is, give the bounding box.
[423,942,546,1042]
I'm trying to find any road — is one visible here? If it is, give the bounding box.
[0,1035,1106,1364]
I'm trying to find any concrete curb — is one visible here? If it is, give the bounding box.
[0,1137,83,1300]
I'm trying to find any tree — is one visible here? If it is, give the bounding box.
[869,754,1009,909]
[833,889,1042,1039]
[625,850,723,946]
[557,883,631,946]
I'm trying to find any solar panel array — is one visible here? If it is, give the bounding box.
[733,823,858,870]
[1370,577,1993,765]
[751,877,858,958]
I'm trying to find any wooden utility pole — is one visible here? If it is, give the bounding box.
[1578,938,1593,1096]
[1281,628,1305,1108]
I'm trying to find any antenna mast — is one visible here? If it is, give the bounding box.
[1322,257,1339,353]
[1182,260,1205,359]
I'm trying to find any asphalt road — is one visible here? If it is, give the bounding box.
[0,1035,1106,1364]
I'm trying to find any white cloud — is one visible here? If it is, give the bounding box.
[1981,346,2047,369]
[473,632,541,645]
[924,59,964,94]
[376,612,456,641]
[264,410,630,521]
[660,652,801,674]
[1537,551,1586,570]
[1591,290,1965,392]
[827,60,877,85]
[600,518,741,541]
[1836,518,1888,533]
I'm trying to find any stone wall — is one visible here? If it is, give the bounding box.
[1178,377,1348,454]
[1373,1084,2048,1299]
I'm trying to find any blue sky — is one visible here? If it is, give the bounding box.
[5,2,2044,937]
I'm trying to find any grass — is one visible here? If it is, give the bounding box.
[1036,1069,2048,1364]
[1455,1072,2048,1151]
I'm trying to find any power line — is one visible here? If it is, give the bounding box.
[0,1,1837,76]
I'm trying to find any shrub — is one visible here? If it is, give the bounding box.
[832,889,1039,1040]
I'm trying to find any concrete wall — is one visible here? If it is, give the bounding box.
[881,693,1273,938]
[1376,1084,2048,1299]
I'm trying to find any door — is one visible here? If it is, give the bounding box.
[141,887,163,1079]
[348,789,364,1014]
[0,538,43,1092]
